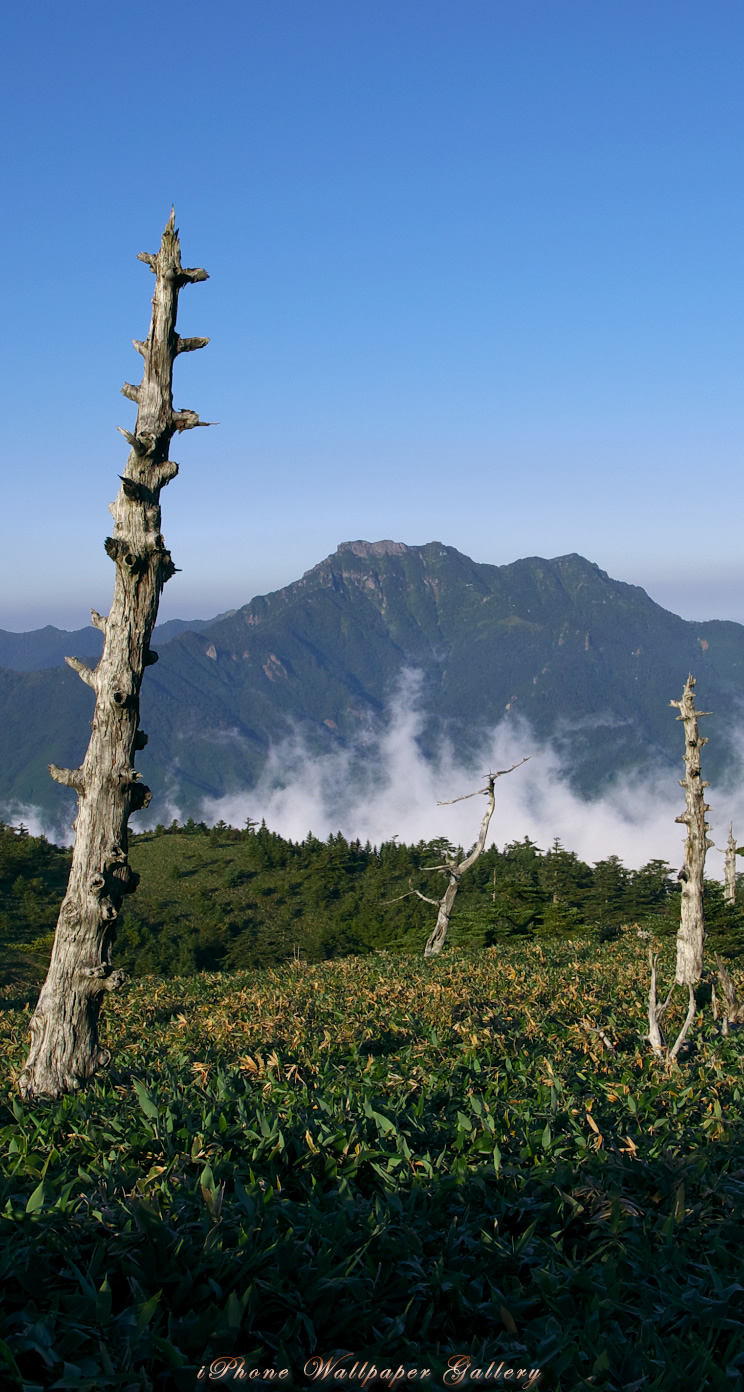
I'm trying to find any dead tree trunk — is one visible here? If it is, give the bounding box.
[647,674,711,1062]
[713,954,744,1034]
[724,823,737,906]
[19,211,209,1098]
[672,674,712,986]
[388,759,530,958]
[423,871,463,960]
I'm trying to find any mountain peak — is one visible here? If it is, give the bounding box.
[4,538,744,823]
[336,539,414,559]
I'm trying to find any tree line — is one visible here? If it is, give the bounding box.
[3,816,742,982]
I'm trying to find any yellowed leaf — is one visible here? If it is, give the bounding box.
[500,1305,517,1334]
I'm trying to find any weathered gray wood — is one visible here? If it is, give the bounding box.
[667,983,698,1061]
[646,675,711,1063]
[724,823,737,906]
[417,759,529,958]
[647,950,673,1057]
[715,953,744,1033]
[19,211,209,1098]
[671,674,712,986]
[423,872,463,959]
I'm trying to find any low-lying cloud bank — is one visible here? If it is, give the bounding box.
[7,672,744,876]
[0,800,74,847]
[196,673,742,876]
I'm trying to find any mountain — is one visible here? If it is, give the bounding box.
[2,541,743,823]
[0,613,237,672]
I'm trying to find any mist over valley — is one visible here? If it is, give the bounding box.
[3,539,744,869]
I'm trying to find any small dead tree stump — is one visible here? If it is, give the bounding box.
[19,211,209,1098]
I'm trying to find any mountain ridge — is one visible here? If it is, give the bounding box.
[1,541,743,824]
[0,612,238,673]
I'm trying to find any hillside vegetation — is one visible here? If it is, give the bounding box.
[4,820,744,1387]
[3,819,743,984]
[2,943,744,1389]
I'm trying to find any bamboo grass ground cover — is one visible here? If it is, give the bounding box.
[1,941,743,1391]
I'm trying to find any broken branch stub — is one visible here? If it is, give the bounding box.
[19,210,209,1099]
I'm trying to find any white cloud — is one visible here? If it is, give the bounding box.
[7,673,744,878]
[196,670,744,874]
[0,800,74,846]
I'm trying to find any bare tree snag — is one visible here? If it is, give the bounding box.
[646,675,711,1064]
[388,759,530,958]
[714,954,744,1034]
[724,823,737,906]
[647,953,697,1063]
[647,951,673,1057]
[667,983,698,1062]
[671,675,712,986]
[19,211,209,1098]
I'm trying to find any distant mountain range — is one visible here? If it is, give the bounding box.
[0,613,237,672]
[2,540,743,825]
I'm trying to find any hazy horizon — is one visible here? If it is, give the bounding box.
[4,539,744,635]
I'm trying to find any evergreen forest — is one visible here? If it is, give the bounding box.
[2,817,743,985]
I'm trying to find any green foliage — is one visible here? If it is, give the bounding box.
[702,877,744,960]
[1,941,744,1389]
[2,820,743,983]
[0,823,71,985]
[536,902,586,938]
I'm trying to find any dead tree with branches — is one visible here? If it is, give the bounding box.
[388,758,531,958]
[19,212,210,1098]
[647,675,712,1062]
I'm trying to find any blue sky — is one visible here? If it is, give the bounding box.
[2,0,742,629]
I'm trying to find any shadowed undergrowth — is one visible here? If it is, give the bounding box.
[1,942,743,1390]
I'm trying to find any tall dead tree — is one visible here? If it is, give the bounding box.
[724,823,737,906]
[672,674,712,986]
[647,674,712,1061]
[390,759,530,958]
[19,211,209,1098]
[710,826,744,1032]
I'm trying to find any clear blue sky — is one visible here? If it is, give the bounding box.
[2,0,742,629]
